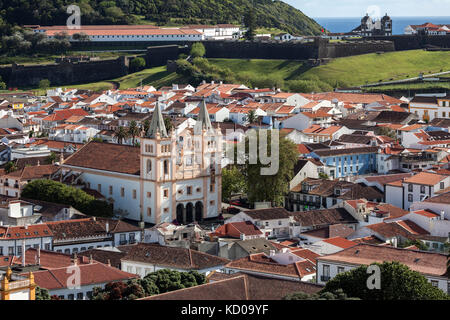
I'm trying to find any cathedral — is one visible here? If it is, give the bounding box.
[59,101,223,226]
[354,13,392,37]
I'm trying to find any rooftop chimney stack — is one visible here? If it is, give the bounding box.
[105,222,109,233]
[107,259,111,267]
[441,211,445,220]
[73,252,78,266]
[89,254,93,264]
[37,245,41,265]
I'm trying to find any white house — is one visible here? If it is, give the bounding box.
[385,171,450,210]
[0,224,53,256]
[226,208,293,239]
[120,243,229,278]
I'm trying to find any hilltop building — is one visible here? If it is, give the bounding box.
[353,13,392,36]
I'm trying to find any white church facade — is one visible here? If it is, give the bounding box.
[59,101,222,226]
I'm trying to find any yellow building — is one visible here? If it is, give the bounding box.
[0,267,36,300]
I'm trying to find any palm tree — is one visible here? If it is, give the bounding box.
[113,126,129,145]
[247,110,257,124]
[128,120,140,145]
[142,119,150,136]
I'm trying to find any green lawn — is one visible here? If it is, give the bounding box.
[208,58,308,81]
[365,82,450,93]
[113,65,186,89]
[300,50,450,87]
[1,65,186,94]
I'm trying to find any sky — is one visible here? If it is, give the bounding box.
[285,0,450,17]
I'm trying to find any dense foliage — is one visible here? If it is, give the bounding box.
[222,166,246,202]
[323,262,450,300]
[129,57,146,72]
[21,179,113,217]
[35,286,51,300]
[190,42,206,58]
[284,289,360,300]
[234,131,299,206]
[0,0,323,36]
[92,269,206,300]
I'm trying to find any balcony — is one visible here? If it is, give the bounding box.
[119,240,128,245]
[129,239,136,244]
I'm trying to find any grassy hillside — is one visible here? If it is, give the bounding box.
[300,50,450,87]
[8,49,450,94]
[1,0,323,36]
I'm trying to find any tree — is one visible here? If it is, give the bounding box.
[0,76,6,90]
[35,286,51,300]
[45,152,57,164]
[92,280,145,300]
[4,161,17,174]
[93,269,206,300]
[319,172,329,180]
[222,166,246,201]
[142,119,150,136]
[130,57,146,72]
[127,120,140,145]
[246,110,257,124]
[21,179,113,217]
[113,126,129,145]
[164,117,173,132]
[243,8,256,41]
[284,289,360,300]
[39,79,50,90]
[143,269,206,294]
[377,126,397,139]
[236,130,299,206]
[72,32,90,43]
[323,261,449,300]
[190,42,206,58]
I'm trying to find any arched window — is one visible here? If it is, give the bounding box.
[164,160,169,175]
[147,159,152,173]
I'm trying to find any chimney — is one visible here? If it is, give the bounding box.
[37,245,41,265]
[105,222,109,233]
[441,211,445,220]
[72,252,78,266]
[37,160,40,166]
[0,221,3,226]
[24,224,28,229]
[89,254,93,264]
[107,259,111,267]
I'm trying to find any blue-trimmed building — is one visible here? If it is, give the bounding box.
[310,146,379,179]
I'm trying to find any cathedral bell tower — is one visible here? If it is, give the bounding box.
[139,102,176,225]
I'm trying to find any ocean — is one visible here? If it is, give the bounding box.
[313,16,450,35]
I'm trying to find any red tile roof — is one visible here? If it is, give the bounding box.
[322,237,357,249]
[0,224,53,240]
[27,262,137,290]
